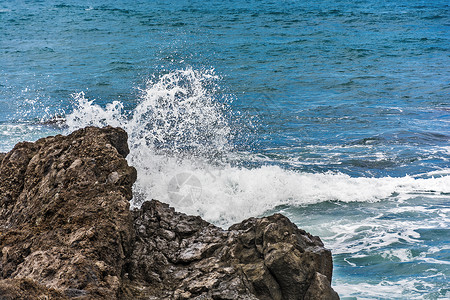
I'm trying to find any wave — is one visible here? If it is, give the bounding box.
[65,68,450,227]
[334,276,448,300]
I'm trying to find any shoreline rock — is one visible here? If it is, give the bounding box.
[0,126,136,299]
[0,126,339,299]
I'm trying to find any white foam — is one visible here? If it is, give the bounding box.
[321,219,421,255]
[0,123,60,152]
[334,278,442,300]
[381,249,413,262]
[65,68,450,227]
[66,92,125,129]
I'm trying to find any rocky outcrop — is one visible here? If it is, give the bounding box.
[125,201,339,300]
[0,126,136,299]
[0,126,339,299]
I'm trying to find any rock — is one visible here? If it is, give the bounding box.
[0,278,67,300]
[0,126,339,299]
[124,200,339,300]
[0,126,137,299]
[304,273,340,300]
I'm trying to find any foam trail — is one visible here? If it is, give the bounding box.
[334,278,446,300]
[65,68,450,227]
[133,165,450,226]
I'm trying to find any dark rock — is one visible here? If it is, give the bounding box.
[0,126,339,299]
[124,200,339,300]
[0,278,67,300]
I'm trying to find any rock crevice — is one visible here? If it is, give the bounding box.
[0,126,339,299]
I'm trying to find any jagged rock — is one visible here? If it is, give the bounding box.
[0,126,339,299]
[304,273,340,300]
[0,278,67,300]
[0,126,137,299]
[124,200,339,300]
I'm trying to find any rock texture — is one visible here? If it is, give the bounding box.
[0,126,136,299]
[0,126,339,299]
[125,201,339,300]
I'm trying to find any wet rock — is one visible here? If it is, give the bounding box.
[0,126,339,299]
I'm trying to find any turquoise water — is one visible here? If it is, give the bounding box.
[1,1,449,298]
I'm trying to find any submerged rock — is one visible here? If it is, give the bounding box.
[0,126,339,299]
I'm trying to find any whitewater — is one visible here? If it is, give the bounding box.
[62,69,450,227]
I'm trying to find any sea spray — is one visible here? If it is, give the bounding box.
[65,68,450,228]
[67,91,126,129]
[66,68,237,221]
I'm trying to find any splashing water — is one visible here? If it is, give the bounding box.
[65,68,450,228]
[67,68,232,156]
[66,68,236,220]
[67,91,126,128]
[127,68,233,158]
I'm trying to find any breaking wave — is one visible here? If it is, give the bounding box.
[65,68,450,227]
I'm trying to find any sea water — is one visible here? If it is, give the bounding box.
[1,1,449,298]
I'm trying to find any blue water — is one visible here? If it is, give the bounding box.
[1,0,449,298]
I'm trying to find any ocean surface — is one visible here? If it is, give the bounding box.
[1,0,449,298]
